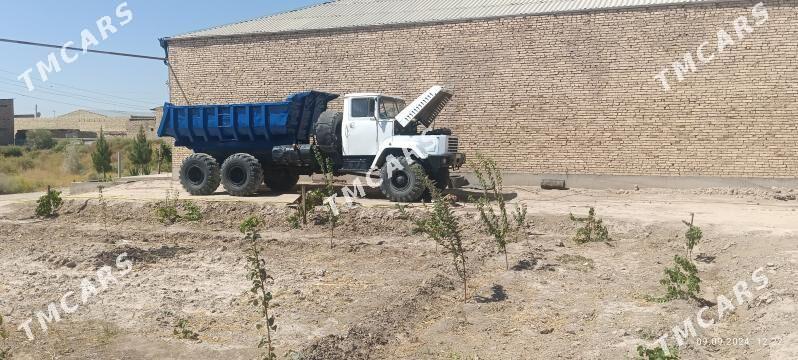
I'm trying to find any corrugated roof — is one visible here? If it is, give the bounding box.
[169,0,728,40]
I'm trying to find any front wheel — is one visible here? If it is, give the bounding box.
[379,156,427,202]
[221,153,263,197]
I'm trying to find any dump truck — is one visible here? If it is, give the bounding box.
[157,86,465,202]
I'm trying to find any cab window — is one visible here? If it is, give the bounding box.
[379,98,405,119]
[351,98,375,118]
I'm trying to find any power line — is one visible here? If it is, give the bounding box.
[0,69,163,107]
[0,77,158,109]
[0,38,166,61]
[0,88,142,112]
[0,36,191,106]
[0,80,151,111]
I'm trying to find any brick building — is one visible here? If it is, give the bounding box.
[0,100,12,146]
[161,0,798,187]
[15,109,155,141]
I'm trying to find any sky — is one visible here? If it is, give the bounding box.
[0,0,327,116]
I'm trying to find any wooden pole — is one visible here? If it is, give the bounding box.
[301,185,307,225]
[116,152,121,179]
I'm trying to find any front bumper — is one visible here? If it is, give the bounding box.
[450,153,466,169]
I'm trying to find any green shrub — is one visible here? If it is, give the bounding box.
[682,214,703,259]
[414,168,469,301]
[35,187,63,217]
[471,154,527,269]
[240,217,278,360]
[636,344,679,359]
[570,207,610,244]
[183,200,202,222]
[27,129,55,150]
[0,314,9,359]
[155,190,181,224]
[0,146,23,157]
[173,318,199,340]
[62,142,85,175]
[649,255,701,303]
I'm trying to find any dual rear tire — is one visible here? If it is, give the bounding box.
[180,153,298,197]
[220,153,264,197]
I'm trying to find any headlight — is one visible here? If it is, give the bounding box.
[421,139,439,154]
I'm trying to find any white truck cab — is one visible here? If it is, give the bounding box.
[315,86,466,202]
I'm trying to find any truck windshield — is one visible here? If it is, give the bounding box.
[379,98,405,119]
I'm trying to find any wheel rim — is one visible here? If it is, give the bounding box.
[228,166,247,186]
[186,166,205,186]
[391,170,410,191]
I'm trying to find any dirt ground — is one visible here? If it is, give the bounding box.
[0,180,796,359]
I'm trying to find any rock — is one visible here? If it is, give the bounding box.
[540,328,554,334]
[555,240,565,247]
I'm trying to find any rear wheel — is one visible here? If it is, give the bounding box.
[264,171,300,193]
[380,156,427,202]
[221,153,263,197]
[179,153,221,196]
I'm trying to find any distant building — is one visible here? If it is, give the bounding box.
[0,99,13,146]
[14,109,155,142]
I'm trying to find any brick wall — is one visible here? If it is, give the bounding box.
[165,0,798,179]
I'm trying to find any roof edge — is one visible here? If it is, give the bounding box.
[161,0,745,44]
[164,1,338,42]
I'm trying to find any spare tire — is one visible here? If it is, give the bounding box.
[314,111,343,155]
[221,153,263,197]
[180,153,221,196]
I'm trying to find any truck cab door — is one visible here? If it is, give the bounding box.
[342,97,378,156]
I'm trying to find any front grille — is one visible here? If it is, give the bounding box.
[447,137,459,153]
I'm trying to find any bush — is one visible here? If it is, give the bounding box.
[173,319,199,340]
[570,207,610,244]
[27,129,55,150]
[414,167,469,302]
[636,344,679,359]
[650,255,701,303]
[62,142,85,175]
[0,146,23,157]
[35,187,63,217]
[471,154,527,269]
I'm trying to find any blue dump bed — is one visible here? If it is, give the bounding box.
[157,91,338,154]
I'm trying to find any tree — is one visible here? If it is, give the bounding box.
[27,129,55,150]
[128,126,152,176]
[472,154,527,270]
[92,128,113,181]
[414,167,469,301]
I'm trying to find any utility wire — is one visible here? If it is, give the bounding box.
[0,69,162,107]
[0,77,155,110]
[0,88,138,112]
[0,36,191,106]
[0,38,166,61]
